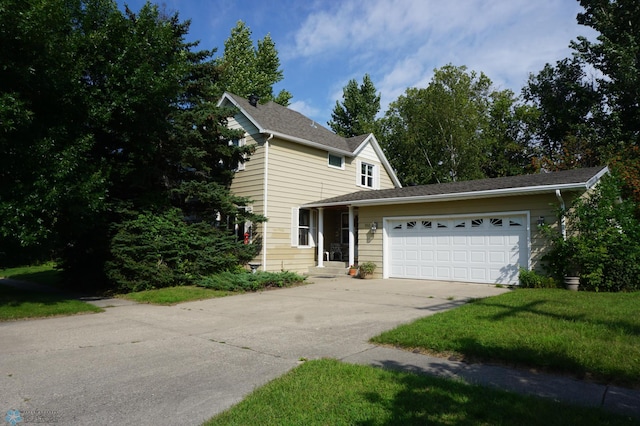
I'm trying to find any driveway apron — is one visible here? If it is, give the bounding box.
[0,277,506,425]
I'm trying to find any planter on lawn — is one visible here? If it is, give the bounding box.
[564,276,580,291]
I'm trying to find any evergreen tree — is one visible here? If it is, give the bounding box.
[0,1,262,288]
[215,21,292,106]
[328,74,380,137]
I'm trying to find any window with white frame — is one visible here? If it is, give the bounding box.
[229,137,246,171]
[328,153,344,169]
[291,208,316,247]
[358,161,376,188]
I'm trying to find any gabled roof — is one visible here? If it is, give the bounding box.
[217,92,401,187]
[218,92,354,154]
[304,166,609,207]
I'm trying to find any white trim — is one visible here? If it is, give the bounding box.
[292,207,316,248]
[356,160,377,189]
[352,134,402,188]
[291,207,299,247]
[383,211,531,282]
[303,182,599,208]
[262,134,272,271]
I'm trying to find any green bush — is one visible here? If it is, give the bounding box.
[105,209,259,292]
[518,268,560,288]
[543,173,640,292]
[358,261,377,278]
[198,270,306,292]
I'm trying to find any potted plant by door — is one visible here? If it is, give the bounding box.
[358,262,377,279]
[348,265,357,276]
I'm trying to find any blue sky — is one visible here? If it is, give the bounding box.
[116,0,597,126]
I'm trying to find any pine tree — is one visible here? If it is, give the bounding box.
[328,74,380,137]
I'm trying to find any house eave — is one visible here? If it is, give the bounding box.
[303,182,592,208]
[261,130,354,157]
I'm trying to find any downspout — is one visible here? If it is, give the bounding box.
[555,189,566,240]
[262,134,273,271]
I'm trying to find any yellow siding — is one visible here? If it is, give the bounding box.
[227,115,397,273]
[356,193,573,279]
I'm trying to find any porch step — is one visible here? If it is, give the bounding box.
[307,262,349,277]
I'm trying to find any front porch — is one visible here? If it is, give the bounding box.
[314,206,358,268]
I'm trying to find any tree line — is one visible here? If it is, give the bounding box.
[330,0,639,202]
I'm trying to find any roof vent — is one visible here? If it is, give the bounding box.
[310,120,317,128]
[248,94,259,107]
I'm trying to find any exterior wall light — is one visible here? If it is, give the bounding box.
[537,216,545,226]
[370,221,378,233]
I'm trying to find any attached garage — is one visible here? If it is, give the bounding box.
[385,213,528,284]
[305,166,609,284]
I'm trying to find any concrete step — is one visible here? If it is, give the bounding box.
[307,263,349,277]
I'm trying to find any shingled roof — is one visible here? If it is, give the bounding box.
[220,92,361,154]
[304,166,608,207]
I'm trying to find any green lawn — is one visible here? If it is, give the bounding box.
[0,285,103,321]
[120,285,233,305]
[0,262,62,287]
[372,288,640,387]
[1,263,103,320]
[206,359,635,426]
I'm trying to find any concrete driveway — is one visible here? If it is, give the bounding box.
[0,277,507,425]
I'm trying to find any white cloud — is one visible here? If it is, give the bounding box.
[288,99,321,119]
[285,0,596,115]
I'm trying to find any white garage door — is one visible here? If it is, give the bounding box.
[387,214,528,284]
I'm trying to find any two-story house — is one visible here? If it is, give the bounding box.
[219,92,608,285]
[217,92,401,274]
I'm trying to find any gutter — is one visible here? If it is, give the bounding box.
[303,182,594,208]
[261,130,354,157]
[555,189,567,240]
[262,133,273,271]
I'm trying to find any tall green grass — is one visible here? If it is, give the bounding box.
[207,359,635,425]
[373,289,640,387]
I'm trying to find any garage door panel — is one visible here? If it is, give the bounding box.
[453,268,469,280]
[470,268,487,280]
[470,236,485,245]
[387,214,527,285]
[470,251,486,262]
[489,251,506,263]
[453,251,467,262]
[452,236,466,245]
[405,250,418,261]
[436,251,450,262]
[436,267,451,279]
[420,250,434,261]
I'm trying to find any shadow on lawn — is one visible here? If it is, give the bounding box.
[0,284,72,307]
[478,298,640,337]
[355,360,634,425]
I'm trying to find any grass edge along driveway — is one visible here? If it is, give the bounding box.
[372,288,640,388]
[206,359,637,426]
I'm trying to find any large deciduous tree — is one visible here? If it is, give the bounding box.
[523,57,602,170]
[380,65,531,185]
[0,0,262,288]
[328,74,381,137]
[214,21,292,106]
[524,0,640,203]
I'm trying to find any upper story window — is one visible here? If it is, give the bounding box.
[358,161,377,188]
[328,153,344,169]
[229,137,246,171]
